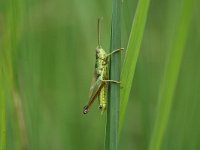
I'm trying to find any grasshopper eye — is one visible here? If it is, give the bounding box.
[96,48,100,53]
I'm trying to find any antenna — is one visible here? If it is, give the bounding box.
[97,17,103,48]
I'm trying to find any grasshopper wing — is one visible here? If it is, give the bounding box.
[83,76,105,114]
[88,71,97,98]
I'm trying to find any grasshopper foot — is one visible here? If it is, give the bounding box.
[83,106,89,114]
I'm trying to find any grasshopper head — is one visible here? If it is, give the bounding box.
[96,47,106,58]
[96,47,104,54]
[96,47,100,53]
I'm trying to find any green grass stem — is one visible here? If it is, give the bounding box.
[148,0,195,149]
[105,0,122,149]
[119,0,150,135]
[0,66,6,150]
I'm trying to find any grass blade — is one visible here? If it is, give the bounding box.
[0,67,6,150]
[105,0,122,149]
[148,0,195,149]
[119,0,150,134]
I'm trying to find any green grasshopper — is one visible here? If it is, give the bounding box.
[83,17,124,114]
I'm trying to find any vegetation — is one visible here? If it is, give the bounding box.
[0,0,199,149]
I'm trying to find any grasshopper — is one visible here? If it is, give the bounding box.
[83,17,124,114]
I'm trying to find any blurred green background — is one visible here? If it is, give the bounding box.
[0,0,200,150]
